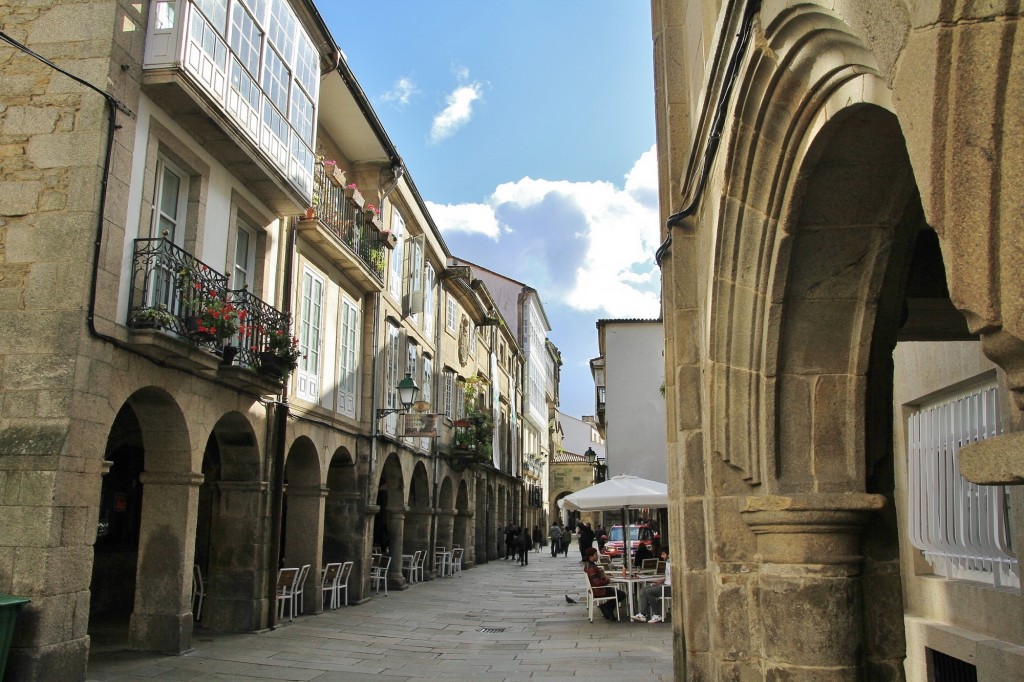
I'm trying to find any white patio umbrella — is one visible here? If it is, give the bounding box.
[559,475,668,575]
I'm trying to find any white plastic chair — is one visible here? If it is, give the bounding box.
[449,547,463,577]
[660,583,672,621]
[321,562,342,609]
[584,575,620,623]
[337,561,353,607]
[402,550,422,584]
[276,567,300,621]
[293,564,310,615]
[371,554,390,595]
[192,564,206,621]
[413,551,427,583]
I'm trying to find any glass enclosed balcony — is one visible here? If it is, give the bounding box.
[142,0,318,213]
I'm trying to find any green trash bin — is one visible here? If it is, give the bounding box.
[0,596,30,680]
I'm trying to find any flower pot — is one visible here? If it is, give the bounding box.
[329,167,346,187]
[344,187,364,209]
[220,345,238,365]
[185,315,216,343]
[304,207,316,221]
[258,351,285,378]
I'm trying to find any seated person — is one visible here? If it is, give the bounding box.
[582,547,626,621]
[632,547,671,624]
[634,541,654,568]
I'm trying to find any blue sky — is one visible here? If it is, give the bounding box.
[321,2,662,418]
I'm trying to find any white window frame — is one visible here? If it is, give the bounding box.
[336,296,359,418]
[446,296,458,333]
[907,380,1017,588]
[384,324,400,435]
[422,261,435,336]
[389,209,406,300]
[420,356,432,451]
[296,267,323,402]
[153,155,189,245]
[232,216,257,290]
[443,369,455,419]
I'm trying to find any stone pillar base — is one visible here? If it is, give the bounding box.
[129,611,192,653]
[740,493,886,678]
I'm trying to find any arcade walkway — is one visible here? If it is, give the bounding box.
[86,550,673,680]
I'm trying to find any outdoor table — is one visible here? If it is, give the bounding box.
[610,573,659,620]
[434,548,452,577]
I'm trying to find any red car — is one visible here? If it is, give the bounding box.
[603,524,657,558]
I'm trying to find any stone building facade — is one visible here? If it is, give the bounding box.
[0,2,532,679]
[653,1,1024,679]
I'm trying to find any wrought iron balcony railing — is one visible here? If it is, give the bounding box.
[127,237,289,370]
[311,163,388,280]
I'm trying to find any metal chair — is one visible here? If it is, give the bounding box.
[371,554,390,595]
[584,575,620,623]
[276,567,300,621]
[294,564,311,615]
[337,561,353,606]
[449,547,464,577]
[192,564,206,621]
[413,550,427,583]
[402,550,422,584]
[320,562,342,609]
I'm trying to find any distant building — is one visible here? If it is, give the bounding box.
[591,319,666,483]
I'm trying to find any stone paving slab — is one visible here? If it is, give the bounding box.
[86,552,674,680]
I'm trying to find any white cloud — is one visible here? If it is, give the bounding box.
[430,83,482,143]
[434,145,662,319]
[426,200,502,239]
[382,77,417,106]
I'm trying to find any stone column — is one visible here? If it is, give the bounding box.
[437,508,455,549]
[739,493,886,681]
[282,485,327,614]
[203,481,268,631]
[386,507,409,589]
[130,471,204,654]
[455,510,475,567]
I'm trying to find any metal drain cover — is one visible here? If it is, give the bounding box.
[478,627,507,633]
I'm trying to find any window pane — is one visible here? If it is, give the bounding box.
[267,0,296,62]
[261,45,288,112]
[229,4,261,76]
[194,0,227,32]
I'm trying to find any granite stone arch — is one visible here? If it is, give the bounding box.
[92,387,198,655]
[436,476,456,556]
[195,410,267,631]
[694,5,926,678]
[323,446,360,602]
[282,436,323,613]
[454,478,473,566]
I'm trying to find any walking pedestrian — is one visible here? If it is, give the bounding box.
[578,522,595,562]
[549,521,562,557]
[532,525,543,552]
[504,525,516,560]
[561,522,571,557]
[517,527,532,565]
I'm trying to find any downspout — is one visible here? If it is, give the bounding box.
[654,0,761,266]
[428,267,444,569]
[267,217,296,627]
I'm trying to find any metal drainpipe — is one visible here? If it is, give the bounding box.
[267,217,296,628]
[428,273,445,567]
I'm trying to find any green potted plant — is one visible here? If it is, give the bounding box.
[129,303,177,331]
[177,272,241,344]
[258,322,302,378]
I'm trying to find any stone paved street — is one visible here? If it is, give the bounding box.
[86,551,674,681]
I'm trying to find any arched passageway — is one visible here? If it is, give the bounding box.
[282,437,322,614]
[195,412,264,631]
[89,388,196,654]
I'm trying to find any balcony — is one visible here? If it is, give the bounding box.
[126,237,287,393]
[141,0,318,215]
[295,161,389,291]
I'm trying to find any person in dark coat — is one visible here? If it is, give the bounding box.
[532,525,543,552]
[578,522,596,561]
[634,541,654,569]
[517,527,532,565]
[505,525,517,560]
